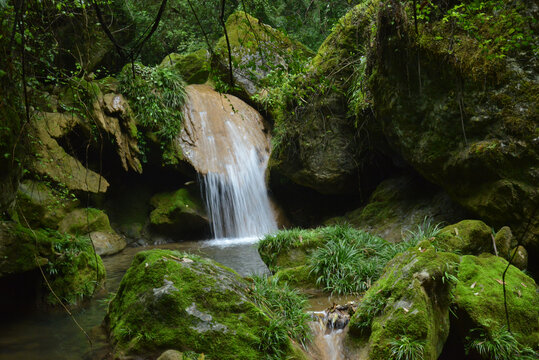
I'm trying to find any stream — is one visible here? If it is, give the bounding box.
[0,238,353,360]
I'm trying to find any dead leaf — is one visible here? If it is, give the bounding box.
[495,279,506,285]
[454,228,459,236]
[521,282,527,288]
[470,282,476,289]
[403,307,409,313]
[474,292,479,296]
[517,290,522,298]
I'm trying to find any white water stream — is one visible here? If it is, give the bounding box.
[180,84,277,240]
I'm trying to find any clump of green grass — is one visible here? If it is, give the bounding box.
[118,63,186,142]
[465,327,538,360]
[308,225,402,295]
[402,216,444,245]
[390,335,426,360]
[251,275,311,357]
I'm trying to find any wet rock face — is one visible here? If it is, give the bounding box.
[176,84,271,176]
[105,249,275,359]
[369,1,539,251]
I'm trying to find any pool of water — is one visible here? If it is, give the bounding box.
[0,238,269,360]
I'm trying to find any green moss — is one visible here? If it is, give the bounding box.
[106,249,302,359]
[15,179,79,229]
[0,221,104,305]
[454,254,538,347]
[58,208,112,235]
[161,49,210,84]
[433,220,493,255]
[349,245,460,360]
[274,266,316,289]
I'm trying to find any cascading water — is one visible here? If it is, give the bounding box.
[179,84,277,240]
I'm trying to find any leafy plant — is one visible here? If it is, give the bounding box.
[251,275,311,354]
[465,327,538,360]
[390,335,426,360]
[403,216,443,245]
[118,63,187,142]
[308,226,398,295]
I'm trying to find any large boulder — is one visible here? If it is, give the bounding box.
[348,243,539,359]
[149,188,209,238]
[349,244,460,360]
[269,1,387,195]
[367,0,539,252]
[161,49,211,84]
[452,254,538,347]
[15,179,79,229]
[214,11,312,98]
[58,208,126,256]
[105,249,304,359]
[0,221,105,305]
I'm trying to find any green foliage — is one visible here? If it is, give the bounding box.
[251,275,311,353]
[465,327,538,360]
[307,225,407,295]
[348,54,370,119]
[389,336,426,360]
[402,216,443,245]
[118,63,186,142]
[351,289,387,333]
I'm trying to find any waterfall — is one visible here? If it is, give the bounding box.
[179,85,277,239]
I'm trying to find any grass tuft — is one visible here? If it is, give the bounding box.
[390,335,426,360]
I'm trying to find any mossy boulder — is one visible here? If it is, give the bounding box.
[15,179,79,229]
[349,244,460,360]
[326,175,467,242]
[149,188,209,237]
[367,0,539,254]
[269,1,387,195]
[105,249,300,359]
[0,221,105,305]
[161,49,210,84]
[58,208,126,255]
[58,208,113,234]
[274,265,317,289]
[434,220,493,255]
[453,254,538,347]
[214,11,312,99]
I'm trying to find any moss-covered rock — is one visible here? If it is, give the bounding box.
[58,208,112,235]
[453,254,538,347]
[326,175,468,242]
[366,0,539,255]
[434,220,493,255]
[0,221,105,305]
[15,179,79,229]
[269,1,388,195]
[349,244,460,360]
[105,249,301,359]
[274,265,317,289]
[214,11,313,99]
[149,188,208,237]
[57,208,126,255]
[161,49,210,84]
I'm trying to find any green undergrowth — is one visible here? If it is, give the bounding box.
[118,63,186,142]
[251,276,311,357]
[465,326,538,360]
[259,225,422,295]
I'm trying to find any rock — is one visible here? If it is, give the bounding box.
[105,249,300,359]
[269,2,385,195]
[494,226,515,258]
[15,179,79,229]
[214,11,312,99]
[367,0,539,253]
[92,92,142,173]
[89,231,126,256]
[349,244,460,360]
[161,49,210,84]
[453,254,538,347]
[325,175,468,242]
[434,220,493,255]
[29,111,109,194]
[149,188,209,237]
[0,221,105,305]
[58,208,113,235]
[157,350,184,360]
[509,245,528,270]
